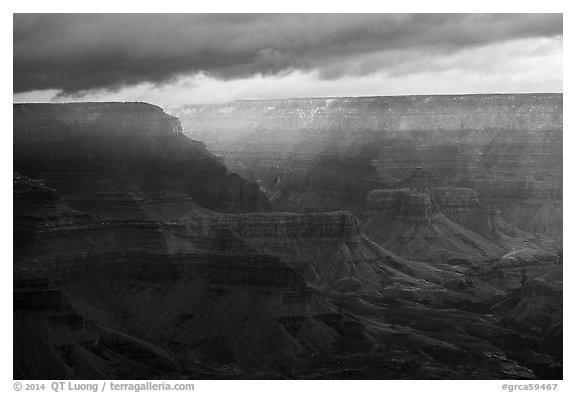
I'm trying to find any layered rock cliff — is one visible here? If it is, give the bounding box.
[362,185,559,264]
[14,99,562,379]
[174,94,562,239]
[202,211,512,310]
[14,169,561,379]
[177,94,561,134]
[206,211,399,288]
[14,174,502,378]
[14,172,360,377]
[14,102,271,213]
[362,189,505,263]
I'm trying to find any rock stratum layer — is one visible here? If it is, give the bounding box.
[175,94,562,239]
[362,185,558,265]
[14,174,562,379]
[14,102,271,214]
[14,101,562,379]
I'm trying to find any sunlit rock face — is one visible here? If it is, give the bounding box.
[14,102,271,214]
[175,93,562,239]
[176,94,561,135]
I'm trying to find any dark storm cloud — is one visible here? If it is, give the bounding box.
[13,13,563,94]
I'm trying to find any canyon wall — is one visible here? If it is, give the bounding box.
[363,185,559,264]
[14,103,271,214]
[177,94,561,135]
[14,99,563,379]
[175,94,562,239]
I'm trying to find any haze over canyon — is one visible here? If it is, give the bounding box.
[13,93,562,379]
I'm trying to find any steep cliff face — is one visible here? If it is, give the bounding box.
[14,103,271,214]
[14,172,366,378]
[202,211,508,309]
[177,94,561,135]
[174,94,562,239]
[15,98,562,379]
[363,189,506,263]
[470,178,562,240]
[13,173,203,268]
[14,171,560,379]
[206,211,404,288]
[14,102,182,142]
[362,185,559,265]
[430,187,559,253]
[14,175,490,378]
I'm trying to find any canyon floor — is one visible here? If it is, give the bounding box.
[14,95,562,379]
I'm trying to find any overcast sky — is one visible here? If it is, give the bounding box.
[13,14,563,109]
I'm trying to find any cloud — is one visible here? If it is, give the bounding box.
[13,35,561,109]
[13,14,563,95]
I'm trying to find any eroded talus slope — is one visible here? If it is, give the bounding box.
[204,211,522,311]
[429,186,559,253]
[174,94,562,239]
[13,174,188,379]
[12,106,389,378]
[14,174,561,379]
[181,210,561,378]
[13,173,366,378]
[10,176,470,378]
[362,185,560,264]
[362,190,506,263]
[13,100,563,379]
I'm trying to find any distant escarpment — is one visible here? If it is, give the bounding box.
[14,102,271,213]
[177,94,561,134]
[174,94,562,239]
